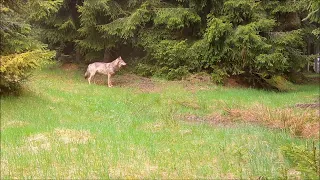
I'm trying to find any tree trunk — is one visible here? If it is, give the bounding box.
[104,48,111,62]
[75,48,81,62]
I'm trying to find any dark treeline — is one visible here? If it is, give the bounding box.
[1,0,319,93]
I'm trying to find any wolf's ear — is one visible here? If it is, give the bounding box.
[117,58,121,65]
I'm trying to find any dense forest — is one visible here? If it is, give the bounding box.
[1,0,319,93]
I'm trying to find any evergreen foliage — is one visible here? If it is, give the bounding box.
[282,142,319,179]
[0,0,55,94]
[0,1,43,55]
[0,50,55,93]
[2,0,320,91]
[28,0,81,55]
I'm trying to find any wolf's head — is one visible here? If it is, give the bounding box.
[116,56,127,68]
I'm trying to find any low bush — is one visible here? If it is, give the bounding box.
[0,50,55,94]
[134,63,155,77]
[211,67,229,85]
[281,142,319,179]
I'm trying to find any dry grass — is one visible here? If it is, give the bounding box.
[21,128,94,154]
[54,128,93,144]
[1,159,9,178]
[179,103,319,138]
[138,122,165,133]
[1,120,30,130]
[25,133,51,153]
[223,104,319,138]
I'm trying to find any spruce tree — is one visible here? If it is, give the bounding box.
[0,0,54,94]
[26,0,320,89]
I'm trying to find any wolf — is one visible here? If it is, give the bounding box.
[84,56,127,87]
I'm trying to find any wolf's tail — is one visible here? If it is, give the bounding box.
[84,71,90,79]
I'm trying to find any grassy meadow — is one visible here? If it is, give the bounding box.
[1,64,319,179]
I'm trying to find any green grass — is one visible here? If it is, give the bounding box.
[1,65,319,179]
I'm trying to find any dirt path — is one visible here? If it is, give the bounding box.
[88,72,215,93]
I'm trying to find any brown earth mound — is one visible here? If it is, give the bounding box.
[115,74,161,92]
[61,63,79,71]
[224,76,251,88]
[90,73,162,93]
[295,103,320,109]
[90,73,216,93]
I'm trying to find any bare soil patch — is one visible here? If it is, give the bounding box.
[182,73,213,92]
[295,103,320,109]
[92,73,163,93]
[224,75,254,88]
[24,133,51,153]
[179,113,236,127]
[115,74,162,93]
[54,128,93,144]
[184,73,212,83]
[90,73,216,93]
[61,63,79,71]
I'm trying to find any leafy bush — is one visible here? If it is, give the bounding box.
[0,50,54,94]
[141,40,197,80]
[154,66,190,80]
[255,53,289,74]
[152,40,190,67]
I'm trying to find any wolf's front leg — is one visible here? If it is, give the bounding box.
[107,73,113,87]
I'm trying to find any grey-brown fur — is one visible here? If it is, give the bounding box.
[84,56,126,87]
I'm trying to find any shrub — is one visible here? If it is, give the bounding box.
[281,142,319,179]
[155,66,190,80]
[140,40,199,80]
[0,50,55,94]
[211,67,229,84]
[134,63,155,77]
[0,2,55,95]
